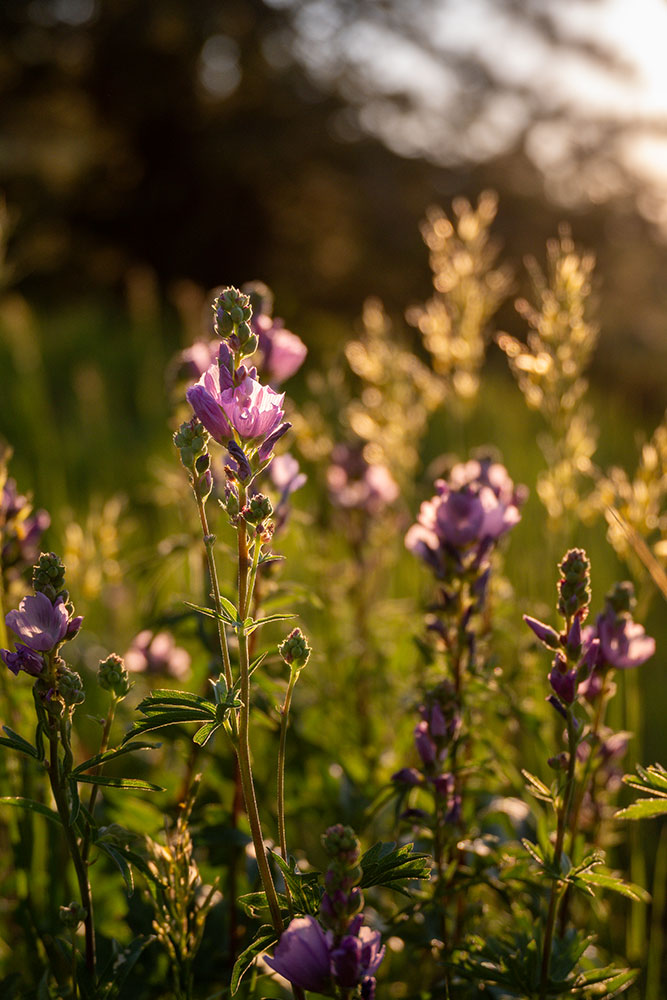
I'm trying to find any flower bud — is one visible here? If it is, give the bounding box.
[58,666,85,707]
[605,580,636,617]
[279,627,311,670]
[557,548,591,621]
[243,493,273,525]
[59,901,87,929]
[32,552,67,603]
[98,653,131,698]
[174,418,210,469]
[524,615,561,650]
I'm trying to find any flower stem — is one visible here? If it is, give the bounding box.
[193,479,233,694]
[46,725,96,978]
[539,712,577,1000]
[236,485,284,934]
[81,696,117,866]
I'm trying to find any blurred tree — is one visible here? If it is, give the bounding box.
[0,0,666,398]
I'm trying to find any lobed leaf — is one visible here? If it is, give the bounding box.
[359,841,431,893]
[615,798,667,821]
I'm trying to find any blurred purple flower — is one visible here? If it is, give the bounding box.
[1,479,50,575]
[124,630,191,680]
[414,720,437,766]
[254,314,308,385]
[327,444,399,514]
[175,340,220,381]
[1,643,45,677]
[406,459,524,576]
[391,767,423,786]
[271,453,307,498]
[265,916,332,993]
[597,608,655,670]
[5,593,69,652]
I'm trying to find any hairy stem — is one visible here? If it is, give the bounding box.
[81,696,117,865]
[193,479,233,693]
[235,485,284,933]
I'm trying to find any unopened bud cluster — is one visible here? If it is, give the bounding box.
[98,653,131,699]
[279,628,311,671]
[320,824,363,934]
[33,552,67,603]
[58,665,86,707]
[174,418,209,468]
[213,287,258,357]
[557,548,591,620]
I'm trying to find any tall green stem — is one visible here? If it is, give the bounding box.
[539,713,577,1000]
[81,697,117,865]
[193,481,233,693]
[235,485,283,934]
[46,725,96,977]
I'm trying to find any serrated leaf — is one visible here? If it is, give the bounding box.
[136,690,216,712]
[0,796,61,825]
[122,709,216,745]
[237,891,290,920]
[0,726,39,759]
[359,841,431,893]
[73,741,160,775]
[231,924,278,995]
[193,721,221,747]
[272,853,322,915]
[616,798,667,821]
[75,775,164,792]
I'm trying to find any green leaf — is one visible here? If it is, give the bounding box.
[136,690,216,712]
[122,709,216,745]
[193,722,221,747]
[75,775,164,792]
[231,924,278,995]
[0,796,61,825]
[244,612,296,636]
[359,841,431,894]
[521,769,553,803]
[104,844,167,890]
[73,741,160,775]
[237,891,290,920]
[98,841,134,894]
[521,838,545,868]
[616,798,667,821]
[575,869,651,903]
[97,935,156,1000]
[185,600,239,627]
[0,726,39,760]
[272,853,322,915]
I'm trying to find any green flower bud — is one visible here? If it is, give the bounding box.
[32,552,67,603]
[59,901,87,928]
[606,580,636,617]
[243,493,273,525]
[174,418,209,470]
[557,548,591,620]
[98,653,131,698]
[58,666,85,707]
[279,628,311,671]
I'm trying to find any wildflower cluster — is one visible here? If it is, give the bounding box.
[0,452,50,588]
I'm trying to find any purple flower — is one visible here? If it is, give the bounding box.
[271,453,307,498]
[221,374,285,442]
[549,664,577,704]
[255,314,308,384]
[406,460,524,575]
[391,767,423,786]
[1,643,45,677]
[414,720,436,766]
[597,609,655,670]
[186,364,234,444]
[327,445,399,514]
[124,630,191,680]
[1,479,50,574]
[175,339,220,381]
[265,916,332,993]
[5,592,69,652]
